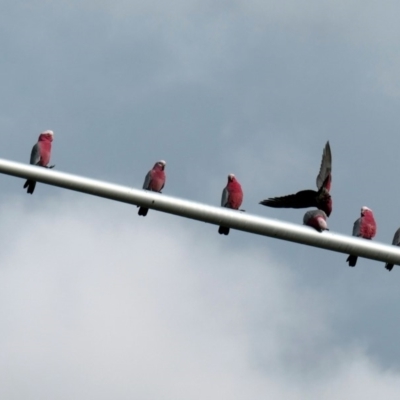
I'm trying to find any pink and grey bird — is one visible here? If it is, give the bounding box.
[218,174,243,235]
[346,206,377,267]
[138,160,166,217]
[260,141,332,216]
[385,228,400,271]
[23,130,55,194]
[303,209,329,232]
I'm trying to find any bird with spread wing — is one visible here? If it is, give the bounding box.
[260,141,332,216]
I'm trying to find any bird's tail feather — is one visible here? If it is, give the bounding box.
[138,207,149,217]
[385,263,394,272]
[346,255,358,267]
[24,180,36,194]
[218,226,230,235]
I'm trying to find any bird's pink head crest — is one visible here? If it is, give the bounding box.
[228,173,235,182]
[154,160,166,170]
[361,206,372,216]
[39,130,54,142]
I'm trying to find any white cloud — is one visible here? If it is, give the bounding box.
[0,195,398,399]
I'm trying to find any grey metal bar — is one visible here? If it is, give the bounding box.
[0,158,397,265]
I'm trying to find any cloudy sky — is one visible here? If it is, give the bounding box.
[1,1,400,398]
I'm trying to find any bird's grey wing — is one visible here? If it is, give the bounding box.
[221,187,229,207]
[316,141,332,190]
[392,228,400,245]
[30,143,41,165]
[352,217,361,237]
[142,171,152,189]
[303,210,314,225]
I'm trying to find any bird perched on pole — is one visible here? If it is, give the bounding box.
[346,206,377,267]
[385,228,400,271]
[23,130,55,194]
[218,173,243,235]
[138,160,166,217]
[260,141,332,216]
[303,209,329,232]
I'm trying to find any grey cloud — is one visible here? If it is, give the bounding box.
[0,195,399,399]
[0,0,400,378]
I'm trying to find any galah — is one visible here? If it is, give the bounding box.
[218,173,243,235]
[303,209,328,232]
[138,160,166,217]
[346,206,377,267]
[23,130,55,194]
[385,228,400,271]
[260,141,332,216]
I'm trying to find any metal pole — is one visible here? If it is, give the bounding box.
[0,158,397,265]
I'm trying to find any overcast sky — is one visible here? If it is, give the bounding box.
[1,1,400,398]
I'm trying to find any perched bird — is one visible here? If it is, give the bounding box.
[303,210,329,232]
[260,141,332,216]
[385,228,400,271]
[218,173,243,235]
[138,160,166,217]
[23,130,55,194]
[346,206,377,267]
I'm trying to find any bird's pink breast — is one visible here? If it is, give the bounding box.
[227,182,243,209]
[149,170,165,192]
[324,174,332,191]
[308,218,319,230]
[325,197,333,216]
[38,141,52,166]
[360,213,377,239]
[306,214,327,231]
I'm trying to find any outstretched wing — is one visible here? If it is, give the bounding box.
[316,141,332,190]
[29,143,41,165]
[260,190,318,209]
